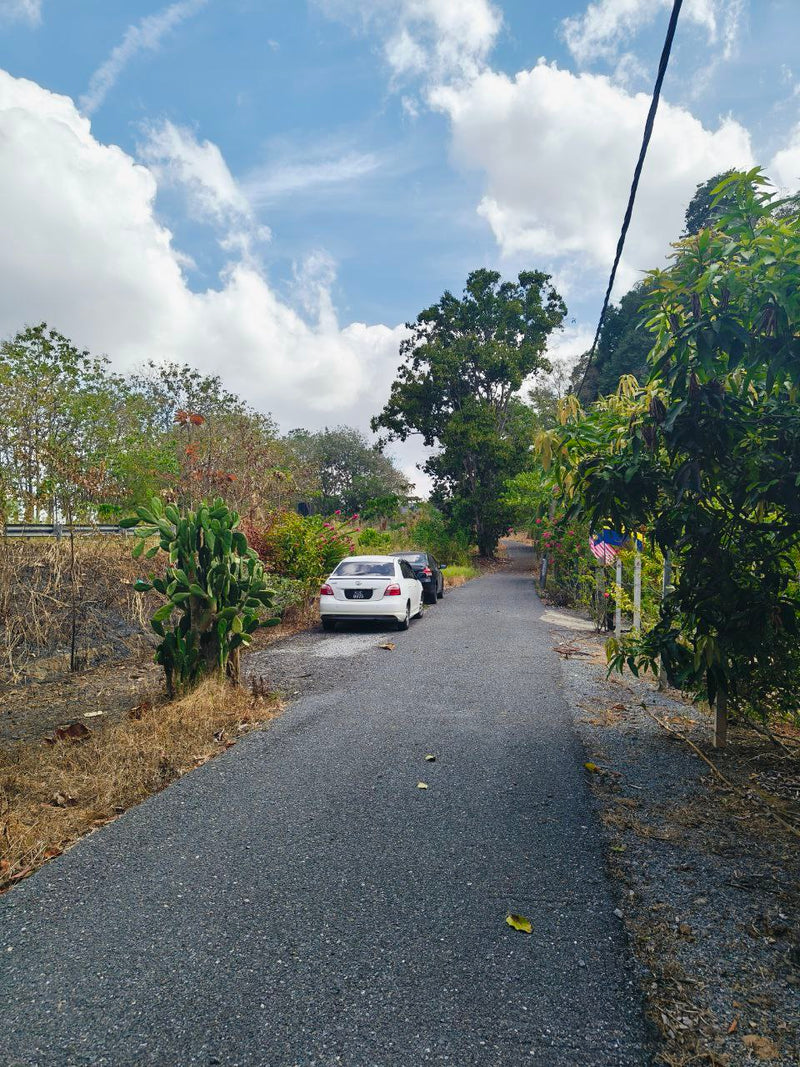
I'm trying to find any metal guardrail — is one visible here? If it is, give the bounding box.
[3,524,129,540]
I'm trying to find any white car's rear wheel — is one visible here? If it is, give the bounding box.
[396,602,410,631]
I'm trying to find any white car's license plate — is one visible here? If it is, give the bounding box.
[351,590,367,599]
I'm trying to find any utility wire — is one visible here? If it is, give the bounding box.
[577,0,684,397]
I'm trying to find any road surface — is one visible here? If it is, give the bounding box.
[1,543,652,1065]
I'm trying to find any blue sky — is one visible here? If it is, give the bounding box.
[0,0,798,483]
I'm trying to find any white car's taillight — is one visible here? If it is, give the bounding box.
[384,582,402,596]
[320,583,334,596]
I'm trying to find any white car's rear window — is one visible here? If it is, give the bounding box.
[334,561,395,577]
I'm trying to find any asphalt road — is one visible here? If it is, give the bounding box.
[1,544,652,1066]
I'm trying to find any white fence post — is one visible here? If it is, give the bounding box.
[657,550,672,690]
[615,555,622,639]
[633,538,642,631]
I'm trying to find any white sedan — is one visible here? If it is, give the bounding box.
[319,555,424,632]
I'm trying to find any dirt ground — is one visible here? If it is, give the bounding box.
[1,562,492,745]
[0,603,317,745]
[542,603,800,1066]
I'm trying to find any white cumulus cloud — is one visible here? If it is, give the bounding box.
[432,62,754,289]
[0,69,406,436]
[138,119,255,227]
[769,124,800,192]
[315,0,502,83]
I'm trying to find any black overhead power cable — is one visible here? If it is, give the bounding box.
[577,0,684,397]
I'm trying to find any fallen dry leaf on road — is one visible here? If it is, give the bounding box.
[584,762,601,774]
[417,782,428,789]
[727,1017,739,1034]
[378,642,396,651]
[506,914,533,934]
[742,1035,779,1060]
[425,754,436,762]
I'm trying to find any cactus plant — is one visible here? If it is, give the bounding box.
[121,497,278,696]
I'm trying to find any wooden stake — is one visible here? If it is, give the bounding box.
[614,555,622,639]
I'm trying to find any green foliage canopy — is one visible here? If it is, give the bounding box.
[373,268,566,555]
[561,171,800,720]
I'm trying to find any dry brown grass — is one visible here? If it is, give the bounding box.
[0,678,282,891]
[0,535,160,681]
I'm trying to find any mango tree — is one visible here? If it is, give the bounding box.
[560,171,800,745]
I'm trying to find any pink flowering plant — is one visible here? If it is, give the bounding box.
[531,513,595,607]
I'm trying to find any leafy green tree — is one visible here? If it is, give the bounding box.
[561,171,800,735]
[682,169,738,235]
[129,361,304,514]
[0,324,132,521]
[571,282,654,403]
[373,268,566,556]
[572,172,751,406]
[284,426,411,515]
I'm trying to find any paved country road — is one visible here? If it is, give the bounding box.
[1,543,653,1066]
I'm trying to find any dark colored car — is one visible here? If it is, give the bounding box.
[390,552,446,605]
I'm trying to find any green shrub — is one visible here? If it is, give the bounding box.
[402,509,471,565]
[266,575,309,616]
[243,510,357,585]
[357,527,393,552]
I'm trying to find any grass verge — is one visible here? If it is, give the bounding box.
[0,678,282,892]
[444,565,480,589]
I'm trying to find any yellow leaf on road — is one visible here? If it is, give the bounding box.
[584,762,601,773]
[425,754,436,762]
[506,914,532,934]
[417,782,428,790]
[378,642,396,651]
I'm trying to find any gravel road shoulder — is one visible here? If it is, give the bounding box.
[546,608,800,1066]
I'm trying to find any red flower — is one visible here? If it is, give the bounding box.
[535,518,542,525]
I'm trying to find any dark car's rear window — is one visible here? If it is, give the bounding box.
[333,561,395,577]
[394,553,427,566]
